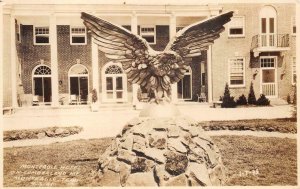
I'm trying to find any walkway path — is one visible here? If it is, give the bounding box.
[3,104,294,147]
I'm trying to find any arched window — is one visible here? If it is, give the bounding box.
[177,67,192,100]
[102,62,127,102]
[32,65,52,105]
[68,64,89,105]
[259,6,277,47]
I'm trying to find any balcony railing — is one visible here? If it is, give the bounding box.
[251,34,289,50]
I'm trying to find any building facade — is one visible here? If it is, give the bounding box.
[1,1,297,110]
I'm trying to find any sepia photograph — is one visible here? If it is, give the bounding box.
[1,0,299,187]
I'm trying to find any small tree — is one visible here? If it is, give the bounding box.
[236,94,248,105]
[256,94,270,106]
[248,82,256,105]
[221,83,237,108]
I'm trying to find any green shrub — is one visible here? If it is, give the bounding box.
[256,94,270,106]
[248,82,256,105]
[221,83,237,108]
[236,94,248,105]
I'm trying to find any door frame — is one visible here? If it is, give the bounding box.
[102,62,128,103]
[259,6,277,47]
[259,56,278,98]
[32,65,52,105]
[177,67,192,101]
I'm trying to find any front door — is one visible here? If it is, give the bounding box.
[105,76,125,101]
[33,77,52,104]
[177,69,192,100]
[260,57,277,97]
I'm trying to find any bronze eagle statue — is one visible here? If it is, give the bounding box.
[81,11,233,103]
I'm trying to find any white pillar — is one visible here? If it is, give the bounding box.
[91,38,100,101]
[10,12,18,108]
[0,2,4,111]
[49,14,59,107]
[170,13,178,103]
[131,12,139,106]
[207,45,213,103]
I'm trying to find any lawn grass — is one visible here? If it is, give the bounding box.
[3,135,297,186]
[198,118,296,133]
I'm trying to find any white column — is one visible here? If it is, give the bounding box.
[91,38,100,100]
[0,2,4,111]
[49,14,59,107]
[207,45,213,103]
[10,12,18,108]
[170,13,178,103]
[131,12,139,106]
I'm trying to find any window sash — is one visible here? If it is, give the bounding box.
[34,27,50,44]
[229,58,245,86]
[140,26,156,44]
[228,16,245,37]
[70,26,86,45]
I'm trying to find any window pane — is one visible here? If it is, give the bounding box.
[116,77,123,90]
[107,92,113,99]
[106,77,113,90]
[262,70,275,83]
[177,79,183,99]
[261,18,266,33]
[143,36,155,43]
[79,77,88,102]
[182,75,191,99]
[43,77,52,102]
[230,28,243,35]
[72,36,85,44]
[269,18,274,33]
[116,91,123,99]
[70,77,79,95]
[34,77,43,96]
[36,36,49,44]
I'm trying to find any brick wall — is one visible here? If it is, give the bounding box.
[212,3,296,101]
[19,25,51,94]
[57,25,92,94]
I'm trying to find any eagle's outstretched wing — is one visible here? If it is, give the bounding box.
[81,12,154,86]
[165,11,234,58]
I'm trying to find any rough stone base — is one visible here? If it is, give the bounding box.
[96,115,226,186]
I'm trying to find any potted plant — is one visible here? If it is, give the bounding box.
[91,89,99,112]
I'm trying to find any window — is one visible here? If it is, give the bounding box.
[229,57,245,87]
[34,26,49,45]
[228,16,245,37]
[70,26,87,45]
[140,26,156,44]
[292,57,296,84]
[292,17,296,35]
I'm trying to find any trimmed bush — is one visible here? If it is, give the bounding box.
[256,94,270,106]
[221,83,237,108]
[236,94,248,105]
[248,82,256,105]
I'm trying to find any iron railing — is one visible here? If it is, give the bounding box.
[251,34,289,50]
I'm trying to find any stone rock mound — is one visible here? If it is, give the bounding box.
[96,116,226,186]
